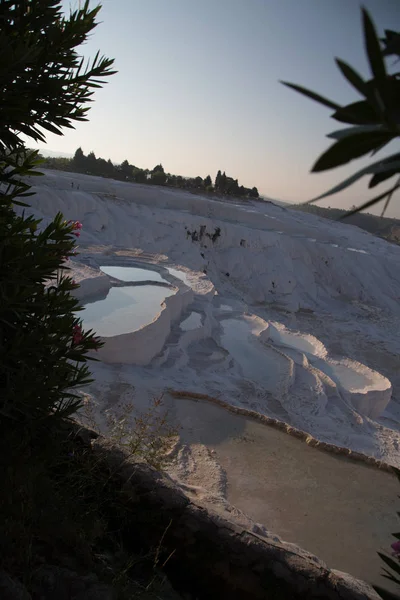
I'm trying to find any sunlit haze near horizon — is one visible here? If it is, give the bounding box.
[37,0,400,216]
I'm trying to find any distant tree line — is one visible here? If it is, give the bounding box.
[40,148,259,199]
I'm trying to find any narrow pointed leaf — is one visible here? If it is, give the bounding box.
[335,58,368,96]
[363,8,387,80]
[382,568,400,584]
[333,100,380,125]
[371,138,393,156]
[327,124,386,140]
[311,131,396,172]
[381,181,398,216]
[369,169,398,188]
[281,81,341,111]
[383,568,400,584]
[378,552,400,577]
[339,183,400,219]
[307,154,400,202]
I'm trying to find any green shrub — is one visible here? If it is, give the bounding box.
[0,1,115,429]
[0,3,179,593]
[0,205,102,424]
[79,394,180,470]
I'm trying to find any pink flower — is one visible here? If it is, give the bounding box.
[67,220,83,232]
[73,231,80,237]
[391,541,400,555]
[72,324,84,345]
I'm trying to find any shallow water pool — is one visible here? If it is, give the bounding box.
[220,318,290,395]
[82,285,175,336]
[167,267,191,287]
[322,361,380,393]
[100,265,169,284]
[164,396,398,588]
[270,327,324,357]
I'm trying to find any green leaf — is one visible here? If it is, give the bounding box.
[327,124,386,140]
[363,8,387,81]
[281,81,341,111]
[369,168,398,188]
[339,182,400,219]
[40,122,63,135]
[311,131,396,172]
[378,552,400,579]
[23,169,43,177]
[380,180,399,216]
[333,100,380,125]
[371,138,393,157]
[335,58,368,97]
[307,153,400,202]
[382,569,400,583]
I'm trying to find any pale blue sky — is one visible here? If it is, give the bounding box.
[39,0,400,214]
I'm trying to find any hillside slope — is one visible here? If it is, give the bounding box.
[292,203,400,246]
[26,169,400,315]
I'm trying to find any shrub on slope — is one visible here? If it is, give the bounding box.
[0,0,114,427]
